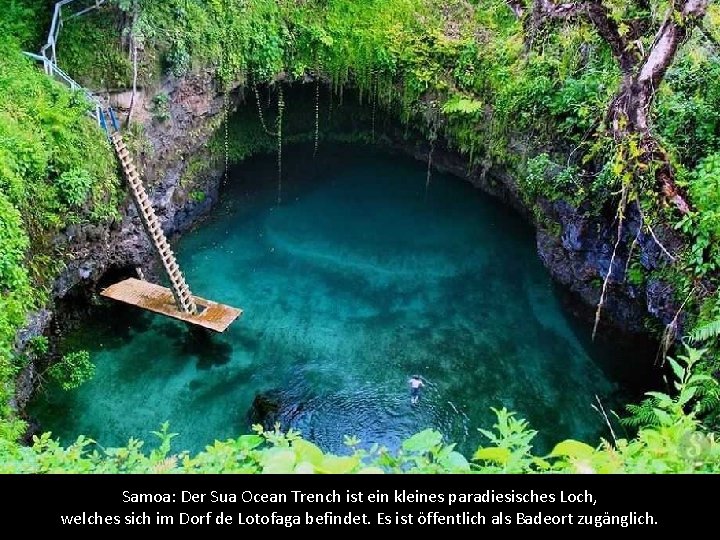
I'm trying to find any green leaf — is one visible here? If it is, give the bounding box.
[318,455,359,474]
[688,374,715,385]
[549,440,595,459]
[472,446,511,464]
[645,391,673,407]
[294,462,316,474]
[678,386,697,407]
[690,319,720,343]
[293,439,324,466]
[653,408,673,426]
[441,451,470,471]
[402,429,443,453]
[441,95,483,115]
[235,435,263,451]
[261,448,296,474]
[667,357,685,381]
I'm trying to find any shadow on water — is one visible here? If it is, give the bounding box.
[60,302,154,354]
[158,325,235,370]
[31,143,661,456]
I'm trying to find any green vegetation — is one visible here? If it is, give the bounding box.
[0,0,719,472]
[0,2,121,442]
[151,92,170,121]
[2,349,717,473]
[47,350,96,391]
[56,8,133,89]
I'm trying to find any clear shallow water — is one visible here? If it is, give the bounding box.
[31,145,652,456]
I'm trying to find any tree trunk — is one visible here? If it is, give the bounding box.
[506,0,709,213]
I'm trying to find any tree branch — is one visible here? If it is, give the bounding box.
[583,1,639,73]
[637,0,710,88]
[526,1,638,73]
[506,0,526,18]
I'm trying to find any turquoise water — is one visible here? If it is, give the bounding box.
[31,145,652,456]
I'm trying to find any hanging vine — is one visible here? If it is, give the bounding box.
[425,127,436,202]
[593,183,628,340]
[371,72,377,144]
[223,90,229,187]
[276,85,284,205]
[314,76,320,158]
[424,101,439,201]
[254,84,277,137]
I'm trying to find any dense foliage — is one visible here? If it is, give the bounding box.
[0,0,719,472]
[0,2,121,441]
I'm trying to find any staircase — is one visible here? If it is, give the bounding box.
[110,132,198,315]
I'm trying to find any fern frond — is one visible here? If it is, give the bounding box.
[690,319,720,343]
[621,399,660,427]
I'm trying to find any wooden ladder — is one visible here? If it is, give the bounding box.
[110,132,198,315]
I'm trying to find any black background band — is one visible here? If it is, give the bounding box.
[1,473,709,532]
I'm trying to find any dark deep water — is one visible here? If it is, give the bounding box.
[31,144,657,456]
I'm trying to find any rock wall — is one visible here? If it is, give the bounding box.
[394,135,680,336]
[15,78,673,415]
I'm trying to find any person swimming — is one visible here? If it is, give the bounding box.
[409,375,424,404]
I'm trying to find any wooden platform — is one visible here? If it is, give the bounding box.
[101,278,242,333]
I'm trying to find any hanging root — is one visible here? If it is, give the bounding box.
[314,76,320,158]
[591,394,618,447]
[254,84,277,137]
[593,185,628,341]
[223,91,229,186]
[277,86,284,205]
[656,290,693,365]
[623,227,641,281]
[371,72,377,143]
[637,201,676,262]
[425,132,435,202]
[424,104,438,202]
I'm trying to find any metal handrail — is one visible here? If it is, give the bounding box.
[39,0,108,65]
[23,0,111,131]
